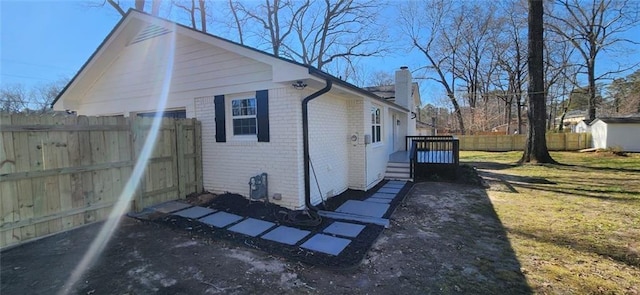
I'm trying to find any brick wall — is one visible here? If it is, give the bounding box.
[347,99,366,190]
[195,87,304,209]
[307,93,350,205]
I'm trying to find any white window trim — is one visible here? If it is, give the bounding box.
[227,95,258,141]
[371,104,383,146]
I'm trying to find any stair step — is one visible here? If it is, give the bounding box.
[386,166,410,173]
[387,162,410,168]
[385,173,412,181]
[385,172,410,178]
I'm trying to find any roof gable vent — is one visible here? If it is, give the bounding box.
[129,24,172,45]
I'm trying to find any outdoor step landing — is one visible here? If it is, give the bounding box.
[335,200,390,218]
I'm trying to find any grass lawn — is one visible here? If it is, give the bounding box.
[461,151,640,294]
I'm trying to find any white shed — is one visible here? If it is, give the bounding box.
[575,120,591,133]
[590,117,640,152]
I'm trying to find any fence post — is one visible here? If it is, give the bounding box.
[129,115,144,211]
[194,119,203,193]
[175,120,186,199]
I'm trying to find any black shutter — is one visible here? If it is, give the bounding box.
[256,90,270,142]
[214,95,226,142]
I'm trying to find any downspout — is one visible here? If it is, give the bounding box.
[302,79,332,211]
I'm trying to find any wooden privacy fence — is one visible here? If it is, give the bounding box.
[457,133,591,151]
[0,114,202,248]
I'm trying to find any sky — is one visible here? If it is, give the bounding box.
[1,1,122,87]
[1,0,639,107]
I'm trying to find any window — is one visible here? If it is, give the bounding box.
[371,106,382,143]
[232,98,257,135]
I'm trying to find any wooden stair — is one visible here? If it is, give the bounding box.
[384,161,411,181]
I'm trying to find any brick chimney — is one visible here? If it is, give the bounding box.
[394,66,412,110]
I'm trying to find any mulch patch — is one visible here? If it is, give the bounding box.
[152,180,414,269]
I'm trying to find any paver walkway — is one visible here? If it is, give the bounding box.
[144,181,408,256]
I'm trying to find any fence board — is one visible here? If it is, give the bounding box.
[11,115,36,241]
[457,133,591,151]
[0,114,202,248]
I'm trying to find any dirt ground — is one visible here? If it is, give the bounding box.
[1,181,531,294]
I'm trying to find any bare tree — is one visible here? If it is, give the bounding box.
[0,78,68,114]
[285,0,388,71]
[605,70,640,114]
[546,0,640,121]
[453,2,499,129]
[493,0,529,134]
[102,0,163,16]
[0,84,29,113]
[544,35,579,130]
[520,0,555,164]
[400,0,465,134]
[368,71,394,87]
[173,0,208,32]
[227,0,247,44]
[228,0,307,56]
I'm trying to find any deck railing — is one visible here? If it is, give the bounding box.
[407,136,460,180]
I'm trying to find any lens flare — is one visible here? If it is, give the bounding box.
[58,24,177,295]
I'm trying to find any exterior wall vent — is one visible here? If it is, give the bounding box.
[129,24,172,45]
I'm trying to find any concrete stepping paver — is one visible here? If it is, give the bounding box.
[323,221,366,238]
[173,206,216,219]
[370,192,396,200]
[335,200,390,218]
[386,180,407,186]
[377,187,402,194]
[364,197,392,204]
[301,234,351,256]
[261,226,311,245]
[382,183,405,189]
[148,201,191,214]
[199,211,243,228]
[228,218,276,237]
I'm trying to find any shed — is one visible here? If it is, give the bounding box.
[590,117,640,152]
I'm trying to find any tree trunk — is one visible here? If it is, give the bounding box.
[448,93,466,134]
[135,0,145,11]
[199,0,207,32]
[587,58,597,121]
[520,0,556,164]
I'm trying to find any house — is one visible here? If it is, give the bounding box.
[52,9,420,210]
[556,110,587,132]
[589,117,640,152]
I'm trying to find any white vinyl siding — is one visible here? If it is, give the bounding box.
[73,34,272,116]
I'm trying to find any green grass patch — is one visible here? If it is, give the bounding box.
[461,151,640,294]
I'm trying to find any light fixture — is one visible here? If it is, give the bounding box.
[292,80,307,90]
